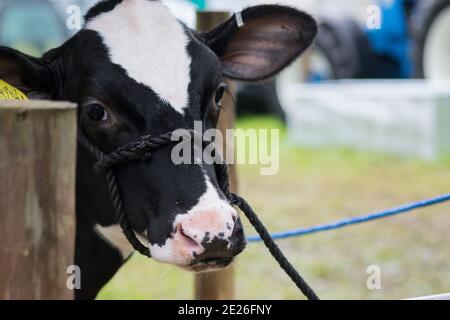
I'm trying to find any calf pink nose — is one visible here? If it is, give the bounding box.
[174,223,204,253]
[172,207,237,260]
[181,207,235,235]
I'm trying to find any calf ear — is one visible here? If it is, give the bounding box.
[203,5,318,82]
[0,46,54,98]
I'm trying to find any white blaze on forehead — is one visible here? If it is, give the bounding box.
[150,176,237,265]
[85,0,192,113]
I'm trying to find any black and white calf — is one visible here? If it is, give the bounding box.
[0,0,317,299]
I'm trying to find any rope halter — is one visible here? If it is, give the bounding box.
[78,129,320,300]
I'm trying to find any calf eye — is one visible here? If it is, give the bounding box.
[86,103,108,122]
[204,83,228,126]
[214,83,228,107]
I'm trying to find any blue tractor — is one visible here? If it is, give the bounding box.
[283,0,450,82]
[240,0,450,120]
[185,0,450,120]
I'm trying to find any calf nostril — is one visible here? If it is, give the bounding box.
[177,224,199,247]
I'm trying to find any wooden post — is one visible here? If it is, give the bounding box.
[0,100,77,300]
[195,11,237,300]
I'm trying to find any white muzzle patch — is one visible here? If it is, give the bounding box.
[149,177,237,266]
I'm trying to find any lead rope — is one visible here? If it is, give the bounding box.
[78,130,319,300]
[215,161,319,300]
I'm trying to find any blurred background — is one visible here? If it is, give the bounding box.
[2,0,449,299]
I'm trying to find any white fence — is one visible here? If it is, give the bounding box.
[281,80,450,160]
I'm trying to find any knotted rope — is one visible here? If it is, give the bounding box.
[78,130,319,300]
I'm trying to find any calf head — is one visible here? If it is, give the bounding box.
[0,0,317,272]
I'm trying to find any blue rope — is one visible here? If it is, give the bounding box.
[246,192,450,242]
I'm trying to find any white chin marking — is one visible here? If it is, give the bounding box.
[85,0,192,113]
[149,237,194,266]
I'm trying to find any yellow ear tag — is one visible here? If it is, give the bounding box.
[0,79,28,101]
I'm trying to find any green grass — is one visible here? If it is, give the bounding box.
[98,116,450,300]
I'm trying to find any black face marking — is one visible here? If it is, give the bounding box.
[191,235,243,266]
[43,27,227,247]
[85,0,124,22]
[203,232,211,243]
